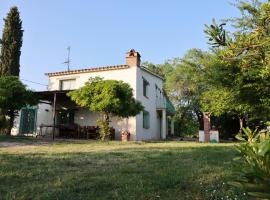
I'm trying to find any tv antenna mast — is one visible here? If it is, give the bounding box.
[63,46,71,71]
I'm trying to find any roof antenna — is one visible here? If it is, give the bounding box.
[62,46,71,71]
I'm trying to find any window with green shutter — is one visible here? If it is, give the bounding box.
[142,77,149,98]
[143,111,150,129]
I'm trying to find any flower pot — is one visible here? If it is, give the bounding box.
[121,130,130,142]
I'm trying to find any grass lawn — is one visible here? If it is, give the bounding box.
[0,136,248,200]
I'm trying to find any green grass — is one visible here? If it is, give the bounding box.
[0,136,248,200]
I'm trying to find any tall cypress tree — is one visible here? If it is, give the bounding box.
[0,6,23,76]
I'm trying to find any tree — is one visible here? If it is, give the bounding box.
[0,76,36,135]
[0,6,23,76]
[142,60,174,78]
[204,0,270,128]
[165,49,216,130]
[144,49,221,135]
[68,77,144,140]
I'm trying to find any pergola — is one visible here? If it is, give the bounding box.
[35,90,72,140]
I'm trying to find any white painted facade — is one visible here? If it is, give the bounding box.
[13,50,174,140]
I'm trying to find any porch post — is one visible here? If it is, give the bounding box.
[166,118,169,136]
[52,92,57,140]
[171,117,175,135]
[161,109,166,139]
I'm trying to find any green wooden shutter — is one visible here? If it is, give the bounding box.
[20,107,37,134]
[143,111,150,129]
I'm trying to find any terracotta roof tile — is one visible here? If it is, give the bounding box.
[45,65,129,77]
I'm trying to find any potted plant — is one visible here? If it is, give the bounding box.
[121,130,130,142]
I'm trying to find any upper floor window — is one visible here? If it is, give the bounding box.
[60,79,76,90]
[143,77,149,98]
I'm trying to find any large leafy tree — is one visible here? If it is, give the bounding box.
[68,78,144,140]
[0,6,23,76]
[165,49,215,130]
[203,0,270,127]
[0,76,36,135]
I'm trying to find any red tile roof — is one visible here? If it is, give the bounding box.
[45,64,164,80]
[45,65,129,77]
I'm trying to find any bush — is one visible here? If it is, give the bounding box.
[229,127,270,199]
[0,113,8,134]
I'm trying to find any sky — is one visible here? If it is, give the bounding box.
[0,0,240,90]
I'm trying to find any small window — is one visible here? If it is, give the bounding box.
[60,79,76,90]
[143,78,149,98]
[143,111,150,129]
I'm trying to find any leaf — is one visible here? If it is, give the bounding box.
[227,181,243,188]
[248,192,270,199]
[258,139,270,156]
[233,156,242,161]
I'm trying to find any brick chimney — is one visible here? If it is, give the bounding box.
[126,49,141,67]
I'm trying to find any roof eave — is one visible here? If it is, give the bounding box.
[45,65,130,77]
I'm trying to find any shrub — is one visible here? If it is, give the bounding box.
[229,127,270,199]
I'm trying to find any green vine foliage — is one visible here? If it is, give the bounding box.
[230,127,270,199]
[96,119,111,141]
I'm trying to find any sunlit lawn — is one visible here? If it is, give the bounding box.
[0,136,247,200]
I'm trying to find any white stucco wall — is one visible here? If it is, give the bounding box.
[74,108,136,140]
[35,103,54,135]
[48,67,138,97]
[135,68,164,140]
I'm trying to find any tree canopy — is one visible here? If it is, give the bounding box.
[0,76,36,134]
[0,6,23,76]
[68,78,144,140]
[142,0,270,137]
[203,0,270,124]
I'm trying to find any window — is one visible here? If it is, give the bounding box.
[143,111,150,129]
[60,79,76,90]
[143,78,149,98]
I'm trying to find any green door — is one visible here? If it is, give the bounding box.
[20,107,37,134]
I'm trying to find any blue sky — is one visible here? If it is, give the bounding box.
[0,0,239,90]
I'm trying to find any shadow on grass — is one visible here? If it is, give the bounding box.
[0,145,247,200]
[0,135,37,142]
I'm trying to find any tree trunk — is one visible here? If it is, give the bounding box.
[239,116,245,133]
[104,113,109,123]
[126,117,129,130]
[7,112,15,136]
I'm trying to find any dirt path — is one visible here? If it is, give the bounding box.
[0,141,49,148]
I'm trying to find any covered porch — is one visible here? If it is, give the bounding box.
[156,96,176,139]
[35,90,115,140]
